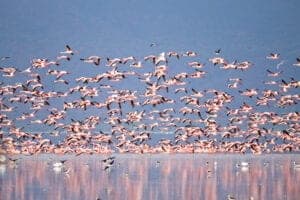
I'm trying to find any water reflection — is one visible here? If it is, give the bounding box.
[0,154,300,200]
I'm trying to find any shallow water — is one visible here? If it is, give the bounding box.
[1,154,300,200]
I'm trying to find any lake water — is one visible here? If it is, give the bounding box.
[1,154,300,200]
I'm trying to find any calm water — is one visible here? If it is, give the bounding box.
[1,154,300,200]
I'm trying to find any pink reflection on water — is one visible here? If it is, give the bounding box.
[0,154,300,200]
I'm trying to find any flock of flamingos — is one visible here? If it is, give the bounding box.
[0,45,299,155]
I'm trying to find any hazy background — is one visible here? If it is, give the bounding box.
[1,0,299,62]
